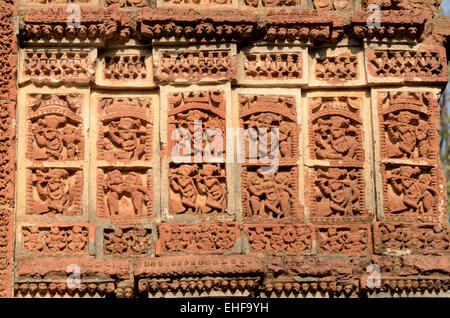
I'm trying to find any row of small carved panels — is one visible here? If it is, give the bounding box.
[20,46,447,87]
[14,281,119,298]
[18,222,375,256]
[19,0,355,10]
[20,7,433,44]
[19,0,443,12]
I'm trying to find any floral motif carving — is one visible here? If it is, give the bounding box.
[243,53,302,80]
[316,226,370,255]
[244,0,300,7]
[242,167,300,220]
[169,164,226,215]
[27,168,82,216]
[155,50,235,84]
[22,224,90,255]
[309,96,363,163]
[26,94,84,162]
[374,222,449,254]
[156,222,239,255]
[315,53,359,81]
[162,0,232,5]
[98,97,153,163]
[244,224,313,253]
[97,169,152,219]
[23,50,95,86]
[104,227,152,257]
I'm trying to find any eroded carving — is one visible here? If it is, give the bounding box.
[27,168,82,216]
[315,53,359,81]
[375,223,449,253]
[27,94,83,162]
[362,0,441,12]
[242,167,299,219]
[168,90,226,160]
[98,169,152,219]
[310,167,365,220]
[316,226,369,254]
[383,165,437,218]
[243,53,302,80]
[379,92,438,161]
[103,55,148,81]
[239,94,298,163]
[244,0,300,7]
[156,222,239,254]
[106,0,146,7]
[22,225,90,255]
[162,0,233,5]
[98,97,153,162]
[169,164,226,215]
[244,224,313,253]
[313,0,352,10]
[156,50,234,84]
[104,227,152,257]
[309,96,363,162]
[23,50,94,86]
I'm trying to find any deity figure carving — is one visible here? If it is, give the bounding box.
[101,169,150,218]
[104,228,152,257]
[309,96,363,162]
[28,94,83,161]
[385,165,435,215]
[168,91,226,160]
[243,168,297,219]
[244,53,302,80]
[169,164,226,215]
[28,168,81,216]
[311,168,363,218]
[240,95,298,163]
[99,97,152,162]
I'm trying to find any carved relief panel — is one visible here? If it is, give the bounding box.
[18,223,93,256]
[161,84,232,221]
[365,44,447,84]
[304,91,374,225]
[309,47,365,87]
[236,88,304,223]
[158,0,236,7]
[237,47,307,86]
[242,0,301,7]
[153,45,236,85]
[371,87,444,223]
[96,49,155,89]
[20,49,95,86]
[16,88,90,228]
[156,222,240,255]
[311,0,353,10]
[103,226,153,257]
[316,225,371,255]
[91,92,159,222]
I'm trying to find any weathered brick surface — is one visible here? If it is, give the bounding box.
[0,0,449,298]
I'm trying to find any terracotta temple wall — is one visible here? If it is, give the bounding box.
[0,0,449,298]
